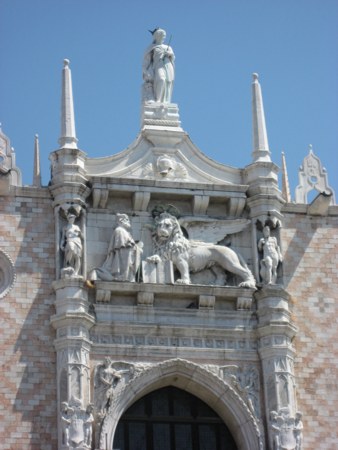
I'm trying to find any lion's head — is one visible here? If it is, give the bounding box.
[154,213,181,239]
[153,213,189,258]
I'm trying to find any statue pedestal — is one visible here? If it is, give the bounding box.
[141,102,182,129]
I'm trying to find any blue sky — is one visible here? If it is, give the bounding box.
[1,0,337,200]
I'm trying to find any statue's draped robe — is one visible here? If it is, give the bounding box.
[143,43,175,103]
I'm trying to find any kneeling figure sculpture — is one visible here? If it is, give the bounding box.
[147,213,256,289]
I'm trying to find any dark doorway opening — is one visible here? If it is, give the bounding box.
[113,386,238,450]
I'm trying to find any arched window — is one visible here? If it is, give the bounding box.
[113,386,238,450]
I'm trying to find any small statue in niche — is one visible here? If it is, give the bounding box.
[88,214,143,284]
[142,28,175,103]
[147,212,256,288]
[60,401,73,446]
[60,211,83,277]
[294,412,303,450]
[84,403,95,448]
[258,225,282,285]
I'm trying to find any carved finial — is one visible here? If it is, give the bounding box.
[295,145,336,204]
[281,151,291,202]
[251,73,271,162]
[58,58,78,149]
[33,133,42,187]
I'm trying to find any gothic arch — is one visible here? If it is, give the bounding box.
[100,358,263,450]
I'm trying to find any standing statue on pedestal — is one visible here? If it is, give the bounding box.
[84,404,94,447]
[60,212,83,277]
[258,225,282,285]
[142,28,175,103]
[61,402,73,446]
[88,214,143,283]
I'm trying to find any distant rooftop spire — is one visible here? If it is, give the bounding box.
[58,59,78,149]
[281,151,291,202]
[33,134,42,187]
[251,73,271,162]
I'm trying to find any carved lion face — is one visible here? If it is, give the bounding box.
[155,213,179,240]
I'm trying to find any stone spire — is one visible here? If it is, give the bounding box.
[251,73,271,162]
[281,151,291,202]
[58,59,78,149]
[33,134,42,187]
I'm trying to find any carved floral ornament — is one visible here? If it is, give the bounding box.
[96,358,263,450]
[0,249,16,298]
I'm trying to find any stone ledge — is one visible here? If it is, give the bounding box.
[93,281,255,311]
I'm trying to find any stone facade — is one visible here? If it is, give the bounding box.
[282,208,338,449]
[0,188,57,449]
[0,31,337,450]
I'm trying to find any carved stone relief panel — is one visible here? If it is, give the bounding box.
[87,213,143,284]
[60,397,94,449]
[206,364,261,419]
[141,154,188,180]
[270,408,303,450]
[147,211,256,288]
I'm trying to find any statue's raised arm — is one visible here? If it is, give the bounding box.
[142,28,175,104]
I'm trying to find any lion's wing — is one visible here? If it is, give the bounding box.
[179,218,250,243]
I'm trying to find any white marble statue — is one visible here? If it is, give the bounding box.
[258,225,282,285]
[88,214,143,283]
[61,402,73,446]
[294,412,303,450]
[60,212,83,276]
[142,28,175,103]
[84,404,94,448]
[147,212,256,288]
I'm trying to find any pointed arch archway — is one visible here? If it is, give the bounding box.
[100,358,263,450]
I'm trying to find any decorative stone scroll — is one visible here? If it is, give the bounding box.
[147,212,256,288]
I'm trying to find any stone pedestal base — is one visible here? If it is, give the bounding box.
[141,102,181,128]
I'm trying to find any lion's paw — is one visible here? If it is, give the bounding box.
[146,255,162,264]
[239,280,256,289]
[176,278,191,285]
